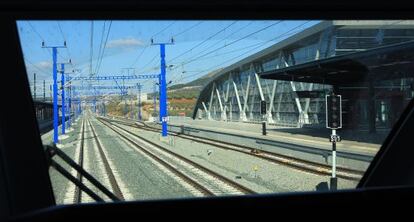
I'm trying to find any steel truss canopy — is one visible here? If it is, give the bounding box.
[69,74,160,81]
[259,40,414,85]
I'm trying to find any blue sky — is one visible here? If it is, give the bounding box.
[17,20,320,94]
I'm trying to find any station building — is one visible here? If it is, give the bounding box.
[192,20,414,132]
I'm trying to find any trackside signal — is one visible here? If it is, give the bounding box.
[325,93,342,191]
[260,100,266,115]
[326,94,342,129]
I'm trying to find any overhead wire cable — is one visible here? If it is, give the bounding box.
[183,23,308,63]
[89,21,94,76]
[168,21,238,63]
[151,21,176,38]
[95,21,113,76]
[27,21,53,57]
[173,21,204,38]
[180,21,282,67]
[170,21,312,85]
[131,21,176,69]
[27,21,45,41]
[94,21,107,75]
[187,21,254,60]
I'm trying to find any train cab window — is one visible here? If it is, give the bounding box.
[16,19,414,205]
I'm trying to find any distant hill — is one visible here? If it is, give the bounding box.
[148,68,223,99]
[167,68,223,91]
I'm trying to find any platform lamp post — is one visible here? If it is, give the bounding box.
[151,37,174,137]
[42,41,67,144]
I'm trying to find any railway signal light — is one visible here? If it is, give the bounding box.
[326,94,342,129]
[260,100,266,115]
[325,93,342,191]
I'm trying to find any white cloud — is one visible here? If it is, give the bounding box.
[36,61,52,70]
[106,37,144,49]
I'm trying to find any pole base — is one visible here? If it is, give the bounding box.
[159,135,174,146]
[330,177,338,191]
[58,134,70,140]
[262,122,267,136]
[65,127,74,133]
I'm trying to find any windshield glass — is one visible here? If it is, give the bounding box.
[17,20,414,204]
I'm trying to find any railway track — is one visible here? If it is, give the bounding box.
[87,119,125,201]
[97,117,256,197]
[70,116,125,203]
[73,118,85,203]
[105,117,364,181]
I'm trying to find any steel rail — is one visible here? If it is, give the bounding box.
[106,116,363,181]
[87,119,125,201]
[99,117,256,195]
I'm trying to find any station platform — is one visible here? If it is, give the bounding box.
[161,117,383,157]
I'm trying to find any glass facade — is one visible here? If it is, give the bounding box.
[195,21,414,132]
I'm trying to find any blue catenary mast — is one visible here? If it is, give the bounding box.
[42,41,66,144]
[61,63,66,134]
[137,83,142,120]
[152,38,174,137]
[53,48,58,143]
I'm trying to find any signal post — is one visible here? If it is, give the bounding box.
[326,92,342,191]
[260,100,267,136]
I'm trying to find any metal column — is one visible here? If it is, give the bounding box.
[43,42,66,143]
[153,82,157,121]
[158,74,162,122]
[52,47,58,144]
[137,83,142,121]
[68,82,71,128]
[368,80,376,133]
[331,129,337,190]
[159,44,168,137]
[61,64,66,135]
